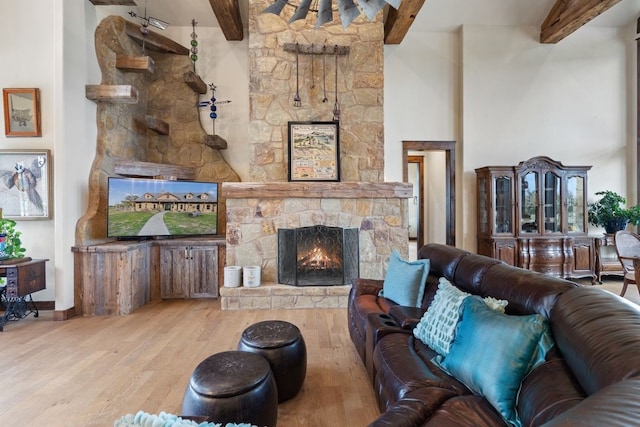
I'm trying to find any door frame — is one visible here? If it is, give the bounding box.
[402,141,456,247]
[407,155,425,248]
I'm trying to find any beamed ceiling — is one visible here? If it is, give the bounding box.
[91,0,636,44]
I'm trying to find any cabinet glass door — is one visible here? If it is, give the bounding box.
[495,176,512,234]
[567,175,585,233]
[520,172,538,233]
[544,172,561,233]
[478,176,488,234]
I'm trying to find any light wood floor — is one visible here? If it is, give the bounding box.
[0,300,379,427]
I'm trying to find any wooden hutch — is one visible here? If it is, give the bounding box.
[475,156,595,282]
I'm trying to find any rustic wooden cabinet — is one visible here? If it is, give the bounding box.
[476,156,595,282]
[158,243,219,298]
[73,237,226,315]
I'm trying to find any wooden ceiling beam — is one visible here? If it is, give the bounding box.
[540,0,621,44]
[209,0,244,41]
[384,0,426,45]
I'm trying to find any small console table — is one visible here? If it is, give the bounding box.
[0,258,48,331]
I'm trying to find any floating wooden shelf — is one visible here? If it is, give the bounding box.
[145,115,170,135]
[124,20,189,55]
[89,0,136,5]
[116,54,155,74]
[184,71,208,94]
[114,160,196,180]
[85,85,138,104]
[204,135,228,150]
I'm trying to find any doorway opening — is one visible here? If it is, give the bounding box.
[402,141,456,251]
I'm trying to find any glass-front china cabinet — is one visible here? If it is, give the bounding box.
[476,156,594,282]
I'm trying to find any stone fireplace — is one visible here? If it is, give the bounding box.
[219,182,412,310]
[278,225,359,286]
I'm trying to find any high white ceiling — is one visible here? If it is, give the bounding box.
[137,0,640,32]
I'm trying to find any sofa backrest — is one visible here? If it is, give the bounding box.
[417,243,577,318]
[551,286,640,395]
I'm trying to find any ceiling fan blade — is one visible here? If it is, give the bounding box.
[262,0,288,15]
[338,0,360,28]
[289,0,313,23]
[357,0,387,21]
[316,0,333,28]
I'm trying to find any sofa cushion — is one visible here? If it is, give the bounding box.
[440,297,554,427]
[413,278,507,356]
[379,251,430,307]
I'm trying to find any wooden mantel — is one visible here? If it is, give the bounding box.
[222,182,413,199]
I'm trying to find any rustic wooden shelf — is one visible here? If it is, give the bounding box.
[204,134,228,150]
[145,115,170,135]
[85,85,138,104]
[89,0,136,5]
[283,43,350,55]
[114,160,196,180]
[222,182,413,199]
[124,20,189,55]
[183,71,208,94]
[116,54,155,74]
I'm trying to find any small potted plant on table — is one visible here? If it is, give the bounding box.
[0,209,27,262]
[588,190,640,234]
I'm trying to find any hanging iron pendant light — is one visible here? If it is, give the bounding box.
[262,0,401,29]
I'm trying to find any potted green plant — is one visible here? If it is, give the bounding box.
[0,211,26,259]
[587,190,640,234]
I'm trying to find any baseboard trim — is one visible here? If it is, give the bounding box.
[52,306,76,321]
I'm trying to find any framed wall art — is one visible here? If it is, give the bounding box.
[0,149,51,219]
[2,88,42,137]
[288,121,340,182]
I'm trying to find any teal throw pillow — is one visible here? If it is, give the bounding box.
[378,250,430,307]
[413,278,508,356]
[440,297,554,427]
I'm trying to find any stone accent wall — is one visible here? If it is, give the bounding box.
[76,16,240,245]
[248,0,385,182]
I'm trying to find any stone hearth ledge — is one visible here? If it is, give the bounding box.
[220,283,351,310]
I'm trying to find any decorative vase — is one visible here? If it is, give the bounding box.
[604,219,628,234]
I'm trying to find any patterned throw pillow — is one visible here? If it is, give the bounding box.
[413,277,507,356]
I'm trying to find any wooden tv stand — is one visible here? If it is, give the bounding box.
[72,237,226,316]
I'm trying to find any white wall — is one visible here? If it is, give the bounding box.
[384,24,637,251]
[0,0,58,303]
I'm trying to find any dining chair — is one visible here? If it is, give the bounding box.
[613,230,640,296]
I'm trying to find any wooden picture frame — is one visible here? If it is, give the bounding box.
[3,88,42,137]
[288,121,340,182]
[0,150,51,219]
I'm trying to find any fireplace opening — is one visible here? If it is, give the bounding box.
[278,225,359,286]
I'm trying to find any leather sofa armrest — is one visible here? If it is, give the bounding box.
[388,305,425,329]
[539,378,640,427]
[353,278,384,298]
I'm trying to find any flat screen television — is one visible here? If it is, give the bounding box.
[107,177,218,239]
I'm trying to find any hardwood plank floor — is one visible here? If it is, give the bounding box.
[0,300,379,426]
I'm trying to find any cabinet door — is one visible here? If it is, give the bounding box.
[494,175,513,234]
[519,171,539,234]
[190,246,219,298]
[160,246,190,298]
[571,237,595,281]
[543,171,561,234]
[566,175,586,233]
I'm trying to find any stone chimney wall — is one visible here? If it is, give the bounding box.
[248,0,385,182]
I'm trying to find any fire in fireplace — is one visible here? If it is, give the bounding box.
[278,225,359,286]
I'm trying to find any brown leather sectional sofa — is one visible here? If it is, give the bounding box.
[348,243,640,426]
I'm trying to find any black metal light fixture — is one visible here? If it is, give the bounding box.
[263,0,401,29]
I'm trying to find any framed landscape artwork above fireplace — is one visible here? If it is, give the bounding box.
[288,121,340,182]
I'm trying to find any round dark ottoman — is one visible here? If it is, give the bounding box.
[181,351,277,427]
[237,320,307,402]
